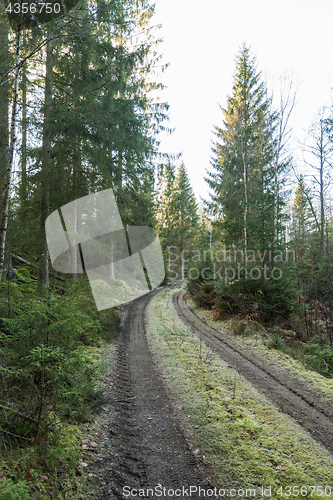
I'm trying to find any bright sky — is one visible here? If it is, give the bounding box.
[152,0,333,203]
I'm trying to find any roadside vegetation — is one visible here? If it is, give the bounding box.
[0,0,166,494]
[187,273,333,381]
[0,272,119,499]
[186,297,333,403]
[146,289,333,498]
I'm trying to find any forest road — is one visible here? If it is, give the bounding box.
[87,287,213,499]
[173,289,333,456]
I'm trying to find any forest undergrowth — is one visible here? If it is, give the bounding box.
[0,265,119,499]
[187,261,333,381]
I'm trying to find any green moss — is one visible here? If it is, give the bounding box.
[0,478,30,499]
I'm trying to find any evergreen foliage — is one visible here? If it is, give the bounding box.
[206,42,279,251]
[156,161,200,279]
[194,43,295,323]
[0,0,167,491]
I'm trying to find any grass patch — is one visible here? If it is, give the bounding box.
[146,289,333,498]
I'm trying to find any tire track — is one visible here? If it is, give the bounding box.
[107,289,212,499]
[173,289,333,455]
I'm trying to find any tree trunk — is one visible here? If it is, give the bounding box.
[71,45,82,283]
[38,38,54,290]
[319,120,325,253]
[0,2,9,196]
[242,152,248,261]
[20,49,28,214]
[0,15,22,282]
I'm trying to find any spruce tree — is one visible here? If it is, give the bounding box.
[156,160,176,250]
[172,163,199,258]
[156,162,199,279]
[291,175,329,299]
[5,0,167,286]
[206,42,276,256]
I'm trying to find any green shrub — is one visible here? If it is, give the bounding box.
[267,333,285,350]
[0,478,30,500]
[0,277,119,443]
[302,343,333,377]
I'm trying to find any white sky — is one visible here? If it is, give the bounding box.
[152,0,333,203]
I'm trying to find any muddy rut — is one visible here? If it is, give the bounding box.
[173,289,333,455]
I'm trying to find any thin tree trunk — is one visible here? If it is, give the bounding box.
[0,2,9,195]
[273,166,278,244]
[242,153,248,261]
[38,38,54,290]
[0,15,23,282]
[261,161,265,270]
[70,133,80,282]
[20,50,28,216]
[71,45,82,283]
[319,121,325,253]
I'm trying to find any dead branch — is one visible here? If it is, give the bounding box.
[0,404,38,424]
[29,274,65,293]
[0,427,33,441]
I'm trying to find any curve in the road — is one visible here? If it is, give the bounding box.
[173,289,333,455]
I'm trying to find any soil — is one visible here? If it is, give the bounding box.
[82,287,333,499]
[173,289,333,455]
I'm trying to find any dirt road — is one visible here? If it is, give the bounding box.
[86,289,212,499]
[173,289,333,455]
[85,287,333,499]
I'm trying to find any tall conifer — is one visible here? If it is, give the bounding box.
[206,43,276,255]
